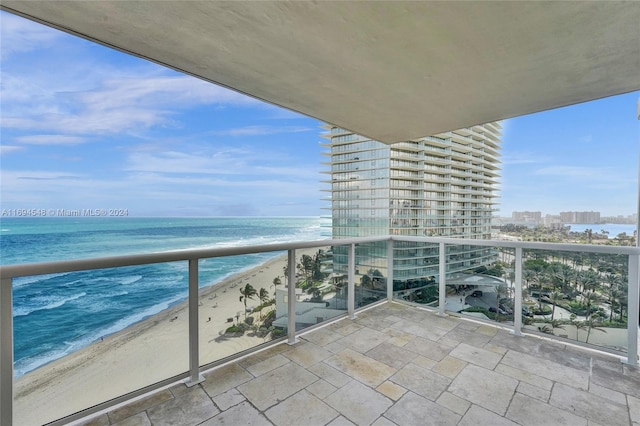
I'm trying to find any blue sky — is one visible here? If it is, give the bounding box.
[1,12,639,218]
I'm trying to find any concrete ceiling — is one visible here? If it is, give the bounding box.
[2,1,640,143]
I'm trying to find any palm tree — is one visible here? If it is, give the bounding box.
[495,284,507,310]
[549,291,563,321]
[258,287,270,319]
[582,290,601,320]
[239,283,257,318]
[585,312,607,343]
[570,315,587,341]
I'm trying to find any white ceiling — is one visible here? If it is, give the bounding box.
[2,1,639,143]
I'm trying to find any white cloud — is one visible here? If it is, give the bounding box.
[534,166,595,178]
[0,13,62,59]
[214,125,313,137]
[0,145,24,155]
[14,135,88,145]
[1,74,260,136]
[501,152,549,165]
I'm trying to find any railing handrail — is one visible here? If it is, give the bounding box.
[2,235,639,279]
[1,234,639,425]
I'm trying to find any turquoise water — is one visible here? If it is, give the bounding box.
[0,217,325,377]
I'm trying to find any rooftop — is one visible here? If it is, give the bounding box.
[76,302,640,426]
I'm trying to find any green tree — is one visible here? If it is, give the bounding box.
[258,287,270,319]
[239,283,257,319]
[582,290,601,320]
[585,312,607,343]
[549,291,563,321]
[361,274,372,289]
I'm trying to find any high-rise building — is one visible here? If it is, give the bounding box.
[559,211,601,224]
[322,123,502,285]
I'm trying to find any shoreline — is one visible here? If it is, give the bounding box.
[14,247,321,426]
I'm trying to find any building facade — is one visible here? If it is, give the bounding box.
[559,211,601,224]
[322,123,502,285]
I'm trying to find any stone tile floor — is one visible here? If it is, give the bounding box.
[79,302,640,426]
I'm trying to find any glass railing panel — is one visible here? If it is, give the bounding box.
[451,245,515,327]
[198,252,285,367]
[13,263,189,425]
[392,241,440,308]
[354,241,389,308]
[270,247,347,338]
[521,248,629,354]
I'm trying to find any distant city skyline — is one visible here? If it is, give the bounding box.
[1,12,639,218]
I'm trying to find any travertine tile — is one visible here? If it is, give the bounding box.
[108,389,173,423]
[476,325,498,337]
[325,380,393,426]
[201,362,253,397]
[325,348,396,387]
[506,393,587,426]
[517,382,550,402]
[403,336,456,361]
[390,319,451,341]
[308,362,352,388]
[333,321,364,336]
[306,378,337,399]
[629,395,640,425]
[366,342,417,369]
[376,380,407,401]
[201,401,271,426]
[592,359,640,398]
[436,391,471,416]
[458,404,519,426]
[389,363,450,401]
[494,363,553,390]
[246,353,290,377]
[283,341,333,368]
[448,364,517,415]
[444,327,493,348]
[336,327,389,353]
[371,417,396,426]
[432,355,467,379]
[449,342,502,370]
[588,383,627,405]
[301,327,343,347]
[112,412,151,426]
[212,388,245,411]
[147,386,219,426]
[384,391,460,426]
[329,416,357,426]
[265,389,338,426]
[501,349,589,390]
[549,382,629,426]
[412,355,437,370]
[237,362,318,411]
[79,413,110,426]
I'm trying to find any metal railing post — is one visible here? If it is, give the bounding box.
[287,249,298,345]
[0,277,13,426]
[626,254,639,365]
[185,259,204,386]
[438,242,446,316]
[513,247,523,336]
[348,244,356,319]
[387,239,394,301]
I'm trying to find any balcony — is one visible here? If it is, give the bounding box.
[74,302,640,426]
[1,236,639,425]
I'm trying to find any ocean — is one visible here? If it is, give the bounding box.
[0,217,325,377]
[567,223,637,238]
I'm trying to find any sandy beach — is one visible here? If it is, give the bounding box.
[14,248,320,426]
